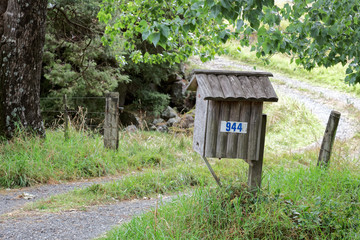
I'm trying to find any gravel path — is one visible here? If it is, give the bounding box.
[0,195,178,240]
[0,175,125,216]
[1,56,360,240]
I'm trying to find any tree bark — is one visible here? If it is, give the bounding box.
[0,0,47,138]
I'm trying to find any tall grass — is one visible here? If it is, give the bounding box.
[27,159,249,212]
[0,128,195,188]
[0,93,320,188]
[102,166,360,239]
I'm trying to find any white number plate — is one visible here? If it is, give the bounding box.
[220,121,248,133]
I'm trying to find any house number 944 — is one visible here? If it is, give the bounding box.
[220,121,248,133]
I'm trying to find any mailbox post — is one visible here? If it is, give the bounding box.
[186,69,278,190]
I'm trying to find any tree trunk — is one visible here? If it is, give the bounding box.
[0,0,47,138]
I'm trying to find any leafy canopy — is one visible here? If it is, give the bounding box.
[99,0,360,84]
[98,0,276,63]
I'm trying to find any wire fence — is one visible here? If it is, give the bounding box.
[40,96,110,132]
[40,93,121,150]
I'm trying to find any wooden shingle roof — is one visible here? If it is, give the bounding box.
[186,69,278,102]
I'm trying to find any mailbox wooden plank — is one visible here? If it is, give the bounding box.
[193,87,208,154]
[216,102,231,157]
[205,101,221,157]
[218,75,235,99]
[237,102,251,159]
[226,101,241,158]
[187,69,278,160]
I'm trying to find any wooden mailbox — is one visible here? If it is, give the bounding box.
[186,69,278,162]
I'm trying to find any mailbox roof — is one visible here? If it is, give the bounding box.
[186,69,278,102]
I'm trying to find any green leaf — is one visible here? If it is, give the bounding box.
[142,30,152,41]
[191,2,202,10]
[149,32,161,46]
[205,0,215,7]
[210,5,222,19]
[236,19,244,31]
[159,25,170,38]
[257,26,267,36]
[220,0,231,9]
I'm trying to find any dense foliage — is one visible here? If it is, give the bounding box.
[256,0,360,84]
[42,0,180,116]
[99,0,360,84]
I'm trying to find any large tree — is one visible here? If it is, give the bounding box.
[99,0,359,83]
[0,0,47,138]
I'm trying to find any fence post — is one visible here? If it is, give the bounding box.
[248,114,267,191]
[317,111,341,167]
[63,94,69,141]
[104,92,119,150]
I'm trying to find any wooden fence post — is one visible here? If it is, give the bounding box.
[317,111,341,167]
[63,94,69,141]
[104,92,119,150]
[248,114,267,191]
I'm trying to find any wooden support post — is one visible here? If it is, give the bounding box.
[104,92,119,150]
[201,156,222,187]
[63,94,69,141]
[248,114,267,191]
[317,111,341,167]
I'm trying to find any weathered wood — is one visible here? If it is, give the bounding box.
[249,76,268,99]
[317,111,341,167]
[188,71,278,102]
[207,74,225,99]
[228,75,245,98]
[196,74,213,97]
[63,95,69,141]
[216,102,231,157]
[201,156,222,187]
[258,76,278,101]
[217,75,235,99]
[248,114,267,191]
[193,87,209,156]
[205,101,221,157]
[238,76,256,100]
[191,69,273,77]
[226,102,241,158]
[247,102,263,160]
[237,102,251,159]
[104,92,119,150]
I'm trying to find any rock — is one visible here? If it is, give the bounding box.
[177,114,194,129]
[161,106,178,120]
[17,192,35,200]
[170,80,187,109]
[120,111,140,127]
[153,118,165,125]
[167,116,181,127]
[125,125,137,133]
[156,125,168,133]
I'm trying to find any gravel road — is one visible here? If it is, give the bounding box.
[0,195,177,240]
[1,56,359,239]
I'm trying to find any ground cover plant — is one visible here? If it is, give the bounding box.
[0,127,195,188]
[101,164,360,240]
[22,95,322,212]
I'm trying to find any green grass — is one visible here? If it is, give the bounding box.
[0,93,320,189]
[22,96,323,212]
[223,42,360,97]
[264,96,323,152]
[26,159,249,212]
[101,166,360,240]
[0,127,195,188]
